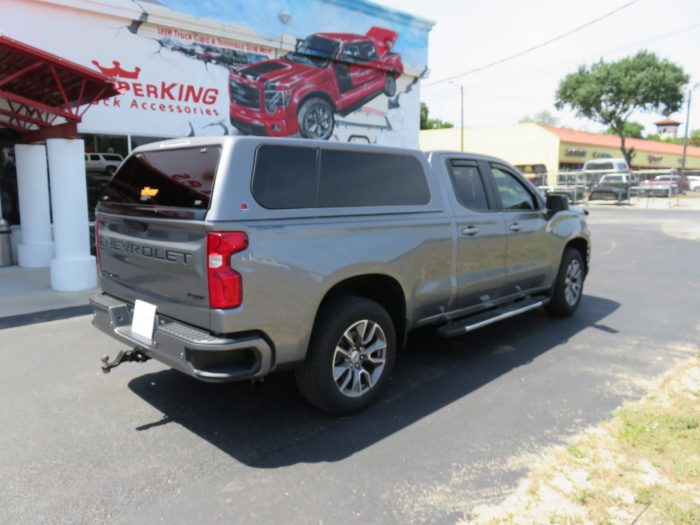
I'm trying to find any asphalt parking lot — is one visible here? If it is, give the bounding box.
[1,206,698,524]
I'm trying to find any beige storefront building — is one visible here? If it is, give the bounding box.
[420,123,700,185]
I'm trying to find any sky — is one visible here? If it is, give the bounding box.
[376,0,700,136]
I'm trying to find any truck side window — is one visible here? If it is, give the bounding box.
[447,160,489,211]
[491,165,537,211]
[252,145,316,209]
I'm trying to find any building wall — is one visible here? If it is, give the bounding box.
[4,0,432,147]
[559,142,700,170]
[421,124,700,182]
[420,124,561,182]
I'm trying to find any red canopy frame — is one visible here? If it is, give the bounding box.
[0,34,119,142]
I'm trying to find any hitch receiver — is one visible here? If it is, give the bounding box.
[101,349,150,373]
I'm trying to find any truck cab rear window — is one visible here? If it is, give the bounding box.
[100,147,220,209]
[252,145,430,209]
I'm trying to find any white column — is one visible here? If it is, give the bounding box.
[15,144,54,268]
[46,139,97,291]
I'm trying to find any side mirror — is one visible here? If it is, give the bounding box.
[546,193,569,214]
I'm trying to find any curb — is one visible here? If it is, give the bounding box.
[0,305,92,330]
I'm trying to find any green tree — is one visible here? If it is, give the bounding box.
[420,102,454,130]
[644,129,700,146]
[519,110,559,126]
[555,51,688,165]
[605,121,644,139]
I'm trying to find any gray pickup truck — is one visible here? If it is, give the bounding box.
[91,137,590,413]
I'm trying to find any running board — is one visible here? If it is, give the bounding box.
[437,297,549,337]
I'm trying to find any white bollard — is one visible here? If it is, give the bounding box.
[46,139,97,291]
[15,144,54,268]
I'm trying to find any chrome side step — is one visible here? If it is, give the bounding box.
[437,297,549,337]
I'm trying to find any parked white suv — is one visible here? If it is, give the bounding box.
[687,175,700,192]
[85,153,124,176]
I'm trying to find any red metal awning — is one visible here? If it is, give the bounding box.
[0,34,119,143]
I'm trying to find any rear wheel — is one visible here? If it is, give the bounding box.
[545,248,585,316]
[295,296,396,414]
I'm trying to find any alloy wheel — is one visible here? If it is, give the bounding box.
[332,319,387,398]
[564,259,582,306]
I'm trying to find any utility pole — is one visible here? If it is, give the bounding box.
[460,85,464,152]
[680,83,699,175]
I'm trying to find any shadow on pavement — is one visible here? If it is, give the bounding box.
[128,294,619,468]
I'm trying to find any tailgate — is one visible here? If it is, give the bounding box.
[95,144,222,331]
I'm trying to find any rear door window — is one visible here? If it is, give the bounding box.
[447,159,490,211]
[100,146,220,209]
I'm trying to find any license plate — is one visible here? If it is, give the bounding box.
[131,299,157,343]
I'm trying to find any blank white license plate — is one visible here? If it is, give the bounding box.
[131,299,157,343]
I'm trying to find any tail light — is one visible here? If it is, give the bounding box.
[207,231,248,309]
[95,219,101,274]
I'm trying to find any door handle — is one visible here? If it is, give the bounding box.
[509,223,521,232]
[461,226,479,236]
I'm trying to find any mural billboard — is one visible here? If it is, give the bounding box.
[2,0,432,147]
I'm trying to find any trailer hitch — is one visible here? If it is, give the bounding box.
[101,349,150,373]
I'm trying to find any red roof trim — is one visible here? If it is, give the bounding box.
[0,34,119,141]
[654,119,681,126]
[542,125,700,157]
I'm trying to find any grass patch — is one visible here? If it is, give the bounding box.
[466,355,700,524]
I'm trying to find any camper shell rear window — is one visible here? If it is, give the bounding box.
[100,146,220,209]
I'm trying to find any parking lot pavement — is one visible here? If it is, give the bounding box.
[1,207,698,524]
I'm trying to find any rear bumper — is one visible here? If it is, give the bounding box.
[90,294,273,382]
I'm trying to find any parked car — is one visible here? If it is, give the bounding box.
[582,158,630,173]
[228,27,403,139]
[684,175,700,192]
[640,174,688,196]
[588,173,638,201]
[91,137,590,414]
[84,152,124,176]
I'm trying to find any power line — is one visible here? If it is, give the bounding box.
[423,0,641,88]
[424,21,700,97]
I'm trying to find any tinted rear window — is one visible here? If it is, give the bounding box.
[251,145,317,209]
[100,147,220,209]
[318,150,430,207]
[252,145,430,209]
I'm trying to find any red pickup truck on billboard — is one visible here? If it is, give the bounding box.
[228,27,403,140]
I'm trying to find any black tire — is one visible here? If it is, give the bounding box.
[104,166,116,177]
[297,97,334,140]
[383,74,397,97]
[295,296,396,414]
[545,248,585,317]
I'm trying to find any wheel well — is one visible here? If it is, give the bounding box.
[298,91,336,113]
[566,238,589,276]
[316,274,407,348]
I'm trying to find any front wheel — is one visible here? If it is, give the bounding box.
[295,296,396,414]
[297,97,334,140]
[545,248,585,316]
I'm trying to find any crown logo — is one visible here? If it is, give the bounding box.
[92,60,141,79]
